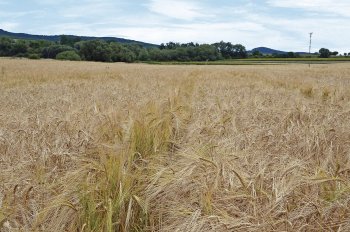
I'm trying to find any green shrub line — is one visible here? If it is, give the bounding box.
[1,35,349,63]
[56,51,81,61]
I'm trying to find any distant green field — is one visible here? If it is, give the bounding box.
[143,57,350,65]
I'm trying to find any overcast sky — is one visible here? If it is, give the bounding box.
[0,0,349,52]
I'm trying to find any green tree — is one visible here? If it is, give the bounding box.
[331,51,338,56]
[159,43,166,50]
[165,42,180,49]
[28,54,40,59]
[42,45,74,59]
[252,50,262,57]
[287,52,296,58]
[138,49,150,61]
[0,37,13,56]
[79,40,112,62]
[173,47,190,61]
[27,41,41,55]
[181,42,198,48]
[148,48,164,61]
[11,40,28,56]
[56,51,81,61]
[213,41,231,59]
[110,42,136,63]
[194,44,221,61]
[27,40,53,57]
[124,44,142,57]
[231,44,247,58]
[60,35,81,47]
[319,48,331,58]
[213,41,247,59]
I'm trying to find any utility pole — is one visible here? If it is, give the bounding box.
[309,32,313,55]
[308,32,313,68]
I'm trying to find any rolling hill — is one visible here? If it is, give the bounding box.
[0,29,158,48]
[250,47,287,54]
[249,47,310,55]
[1,29,315,54]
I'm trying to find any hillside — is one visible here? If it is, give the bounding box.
[0,29,158,47]
[250,47,287,54]
[250,47,310,55]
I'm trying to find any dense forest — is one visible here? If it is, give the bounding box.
[0,35,248,62]
[0,35,247,62]
[0,35,344,62]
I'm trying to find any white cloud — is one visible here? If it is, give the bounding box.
[240,11,350,52]
[2,0,349,53]
[0,10,42,18]
[148,0,208,20]
[267,0,350,17]
[0,22,18,31]
[94,21,283,49]
[59,2,118,18]
[111,12,350,53]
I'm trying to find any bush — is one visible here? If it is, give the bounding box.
[28,54,40,59]
[42,45,74,59]
[14,53,26,58]
[319,48,331,58]
[56,51,81,61]
[110,43,136,63]
[78,40,111,62]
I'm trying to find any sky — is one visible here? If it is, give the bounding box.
[0,0,349,53]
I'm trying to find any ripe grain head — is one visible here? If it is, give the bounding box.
[0,59,350,231]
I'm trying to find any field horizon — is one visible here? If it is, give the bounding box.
[1,59,350,231]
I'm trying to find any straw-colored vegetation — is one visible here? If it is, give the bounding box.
[1,58,350,231]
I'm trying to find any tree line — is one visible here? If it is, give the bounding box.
[0,35,247,62]
[0,35,348,62]
[318,48,341,58]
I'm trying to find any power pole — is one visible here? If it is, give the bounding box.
[309,32,313,55]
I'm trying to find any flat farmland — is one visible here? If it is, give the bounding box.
[1,59,350,231]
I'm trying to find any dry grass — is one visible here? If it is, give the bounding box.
[1,58,350,231]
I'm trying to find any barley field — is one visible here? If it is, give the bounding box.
[1,58,350,231]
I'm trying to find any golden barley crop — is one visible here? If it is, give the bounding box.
[1,58,350,231]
